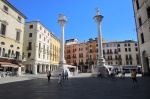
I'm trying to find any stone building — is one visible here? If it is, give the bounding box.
[132,0,150,75]
[117,40,139,70]
[0,0,27,75]
[50,33,60,72]
[24,21,51,74]
[103,41,118,66]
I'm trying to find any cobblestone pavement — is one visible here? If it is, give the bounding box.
[0,73,150,99]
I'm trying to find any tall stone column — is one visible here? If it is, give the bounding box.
[52,14,68,77]
[58,14,67,66]
[94,7,105,66]
[92,7,106,77]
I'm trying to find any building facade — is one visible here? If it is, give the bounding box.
[0,0,27,75]
[117,40,139,70]
[65,38,88,72]
[50,33,60,71]
[24,21,51,74]
[65,37,140,73]
[132,0,150,75]
[103,41,118,66]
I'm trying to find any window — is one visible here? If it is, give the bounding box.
[29,25,33,29]
[118,48,121,52]
[1,42,5,45]
[17,47,20,49]
[126,55,128,60]
[138,17,142,27]
[29,33,32,37]
[137,61,139,65]
[136,0,140,10]
[0,24,6,35]
[135,43,137,46]
[110,44,112,47]
[28,53,31,58]
[118,44,120,47]
[125,48,127,52]
[126,61,129,65]
[96,44,98,47]
[18,16,21,21]
[10,44,14,48]
[147,7,150,19]
[124,44,127,46]
[28,42,32,50]
[3,5,8,12]
[90,45,92,47]
[16,31,20,41]
[141,33,144,44]
[135,47,138,51]
[40,26,42,30]
[128,48,131,52]
[128,44,130,46]
[130,61,132,65]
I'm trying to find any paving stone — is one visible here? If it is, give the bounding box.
[0,73,149,99]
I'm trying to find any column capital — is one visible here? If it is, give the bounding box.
[94,15,103,23]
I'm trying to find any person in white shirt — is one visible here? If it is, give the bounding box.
[58,74,62,87]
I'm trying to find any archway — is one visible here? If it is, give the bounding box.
[142,51,150,76]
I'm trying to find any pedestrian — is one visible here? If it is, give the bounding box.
[97,70,102,78]
[120,69,125,79]
[47,70,51,82]
[131,69,138,84]
[64,70,68,80]
[111,69,115,81]
[58,74,62,87]
[62,71,64,80]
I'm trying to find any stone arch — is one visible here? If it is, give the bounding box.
[142,51,150,76]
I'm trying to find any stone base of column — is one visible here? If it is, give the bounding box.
[91,65,108,77]
[92,58,109,77]
[52,63,77,77]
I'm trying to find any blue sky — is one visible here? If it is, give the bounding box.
[8,0,137,42]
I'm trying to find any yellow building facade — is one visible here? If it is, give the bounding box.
[50,33,60,69]
[0,0,27,75]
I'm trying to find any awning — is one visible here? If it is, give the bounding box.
[122,66,138,69]
[0,62,18,68]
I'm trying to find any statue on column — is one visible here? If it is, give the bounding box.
[95,7,100,15]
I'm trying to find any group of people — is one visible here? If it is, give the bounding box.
[46,70,69,87]
[97,68,138,84]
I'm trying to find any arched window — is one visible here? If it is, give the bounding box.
[11,50,14,58]
[8,49,11,57]
[2,48,5,57]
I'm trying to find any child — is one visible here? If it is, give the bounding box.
[58,74,62,87]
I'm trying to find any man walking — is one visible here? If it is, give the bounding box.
[47,70,51,82]
[64,70,68,80]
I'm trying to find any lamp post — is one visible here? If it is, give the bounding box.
[58,14,67,66]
